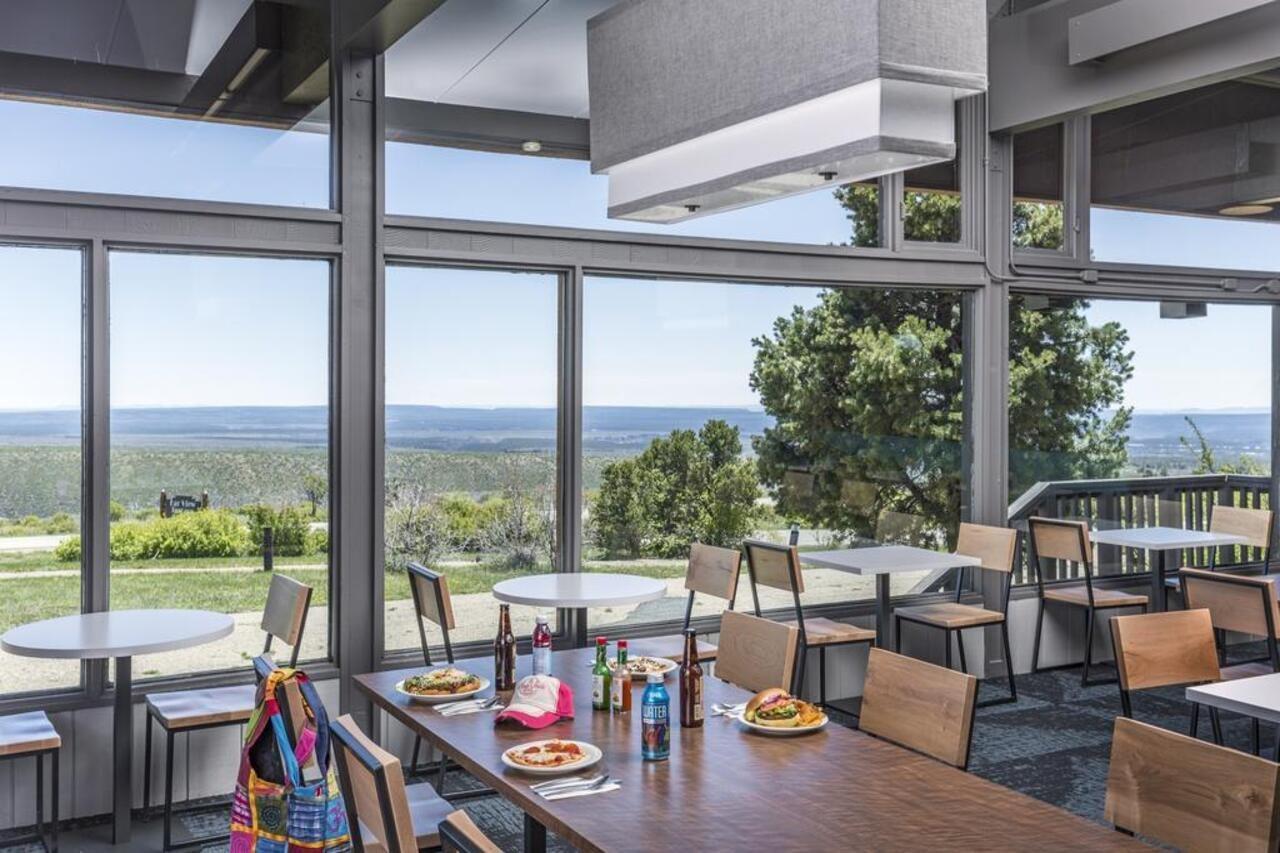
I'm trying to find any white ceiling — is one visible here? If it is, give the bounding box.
[385,0,619,118]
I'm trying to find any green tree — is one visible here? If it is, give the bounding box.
[589,420,759,558]
[302,472,328,516]
[1179,416,1266,475]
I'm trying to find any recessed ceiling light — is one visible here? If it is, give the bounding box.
[1219,203,1273,216]
[521,140,543,154]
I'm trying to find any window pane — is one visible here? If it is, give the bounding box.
[1091,77,1280,269]
[108,252,330,680]
[384,267,559,653]
[902,106,961,243]
[1009,295,1271,583]
[1013,123,1065,251]
[0,246,82,695]
[0,4,330,207]
[583,277,966,631]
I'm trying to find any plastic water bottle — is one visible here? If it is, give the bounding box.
[531,614,552,677]
[641,672,670,761]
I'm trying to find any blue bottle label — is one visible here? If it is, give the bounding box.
[641,695,670,760]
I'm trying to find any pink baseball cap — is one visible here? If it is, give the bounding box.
[495,675,574,730]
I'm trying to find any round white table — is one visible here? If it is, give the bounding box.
[492,573,667,646]
[2,609,234,845]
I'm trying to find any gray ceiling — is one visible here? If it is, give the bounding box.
[385,0,619,118]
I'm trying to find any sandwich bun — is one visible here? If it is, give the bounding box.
[743,687,789,722]
[753,712,801,728]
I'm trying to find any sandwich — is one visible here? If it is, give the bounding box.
[743,687,802,728]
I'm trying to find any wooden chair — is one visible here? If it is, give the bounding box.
[744,539,875,703]
[893,523,1019,706]
[714,609,800,694]
[1165,505,1274,606]
[330,715,454,853]
[438,810,502,853]
[0,711,60,852]
[143,573,313,851]
[858,647,979,769]
[1109,609,1226,742]
[1181,568,1280,673]
[628,543,741,663]
[1105,716,1280,852]
[1028,517,1148,687]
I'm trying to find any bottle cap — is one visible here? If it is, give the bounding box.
[647,672,662,684]
[596,636,607,645]
[535,614,547,624]
[618,639,628,649]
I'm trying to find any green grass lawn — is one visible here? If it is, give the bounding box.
[0,552,323,573]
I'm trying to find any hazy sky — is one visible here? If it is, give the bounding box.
[0,98,1275,413]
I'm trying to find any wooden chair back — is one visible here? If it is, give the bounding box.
[1109,609,1220,692]
[330,714,417,853]
[955,523,1017,573]
[859,647,979,769]
[439,810,502,853]
[1181,568,1280,639]
[1211,504,1274,550]
[1027,517,1091,564]
[744,540,803,594]
[715,610,799,694]
[1106,717,1280,853]
[261,574,313,666]
[407,562,457,665]
[685,543,742,601]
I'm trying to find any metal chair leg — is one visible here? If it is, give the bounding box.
[1081,608,1096,687]
[1254,718,1262,756]
[436,751,448,794]
[945,630,952,670]
[36,750,44,847]
[956,630,968,674]
[1209,707,1224,745]
[1190,702,1200,738]
[410,736,422,774]
[51,749,58,853]
[893,614,902,653]
[818,646,827,706]
[163,729,175,851]
[1002,620,1017,703]
[143,712,153,810]
[1031,599,1045,674]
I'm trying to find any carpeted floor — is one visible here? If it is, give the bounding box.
[3,662,1271,851]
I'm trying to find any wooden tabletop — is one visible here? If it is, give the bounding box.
[356,649,1145,852]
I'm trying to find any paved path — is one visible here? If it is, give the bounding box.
[0,534,71,552]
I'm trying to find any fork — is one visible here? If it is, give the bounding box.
[530,774,605,794]
[440,696,501,715]
[542,777,618,801]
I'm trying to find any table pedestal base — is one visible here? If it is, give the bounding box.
[113,655,132,845]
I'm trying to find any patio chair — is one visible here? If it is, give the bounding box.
[714,609,799,694]
[1028,517,1148,687]
[744,539,875,704]
[0,711,60,852]
[1106,717,1280,852]
[1166,505,1274,606]
[143,573,312,851]
[893,522,1019,705]
[330,714,454,852]
[1181,567,1280,677]
[858,647,979,770]
[626,542,741,663]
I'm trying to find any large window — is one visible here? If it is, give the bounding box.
[582,276,966,630]
[1009,294,1271,580]
[108,252,331,680]
[0,246,83,695]
[384,266,560,651]
[0,5,330,207]
[1013,123,1066,251]
[1090,76,1280,269]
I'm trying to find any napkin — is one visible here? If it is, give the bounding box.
[541,783,622,802]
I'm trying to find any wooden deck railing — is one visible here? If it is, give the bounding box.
[1007,474,1271,585]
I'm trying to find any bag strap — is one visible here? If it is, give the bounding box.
[295,672,333,776]
[266,697,303,787]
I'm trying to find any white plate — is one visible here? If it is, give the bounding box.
[501,740,603,776]
[736,712,829,736]
[394,673,490,704]
[589,656,678,678]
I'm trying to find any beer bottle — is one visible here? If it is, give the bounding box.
[494,604,516,691]
[591,636,612,711]
[679,628,704,728]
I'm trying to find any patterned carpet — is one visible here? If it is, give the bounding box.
[3,662,1271,851]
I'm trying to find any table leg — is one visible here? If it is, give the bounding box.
[1152,550,1166,612]
[113,655,132,845]
[574,607,589,648]
[523,813,547,852]
[876,574,891,648]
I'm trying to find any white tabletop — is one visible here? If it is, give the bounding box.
[1091,526,1248,551]
[1187,673,1280,724]
[491,573,668,608]
[1,609,235,659]
[798,545,981,576]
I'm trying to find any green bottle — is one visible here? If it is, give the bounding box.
[591,636,612,711]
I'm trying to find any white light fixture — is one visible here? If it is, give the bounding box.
[1219,203,1273,216]
[521,140,543,154]
[587,0,987,224]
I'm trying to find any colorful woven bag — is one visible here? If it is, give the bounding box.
[230,667,352,853]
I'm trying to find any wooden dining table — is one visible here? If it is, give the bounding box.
[356,647,1146,852]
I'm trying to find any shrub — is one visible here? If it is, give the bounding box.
[483,487,555,569]
[47,512,76,534]
[54,535,81,562]
[240,504,311,558]
[384,482,452,571]
[110,509,250,560]
[109,500,126,522]
[306,527,329,556]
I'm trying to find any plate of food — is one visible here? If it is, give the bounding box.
[500,739,602,776]
[736,688,828,736]
[395,667,489,704]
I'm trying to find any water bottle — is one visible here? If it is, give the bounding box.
[640,673,670,761]
[531,614,552,677]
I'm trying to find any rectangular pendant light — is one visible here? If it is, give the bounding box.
[587,0,987,224]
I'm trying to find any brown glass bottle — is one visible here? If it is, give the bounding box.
[494,604,517,691]
[679,629,704,728]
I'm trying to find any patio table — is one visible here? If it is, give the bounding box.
[1091,526,1247,611]
[492,573,667,646]
[1,609,234,845]
[356,648,1144,852]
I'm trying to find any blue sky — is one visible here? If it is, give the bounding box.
[0,98,1274,414]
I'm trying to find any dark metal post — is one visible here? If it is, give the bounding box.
[112,655,132,843]
[263,526,275,572]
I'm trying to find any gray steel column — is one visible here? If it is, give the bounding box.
[557,266,585,644]
[84,238,110,698]
[331,30,384,729]
[1272,305,1280,559]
